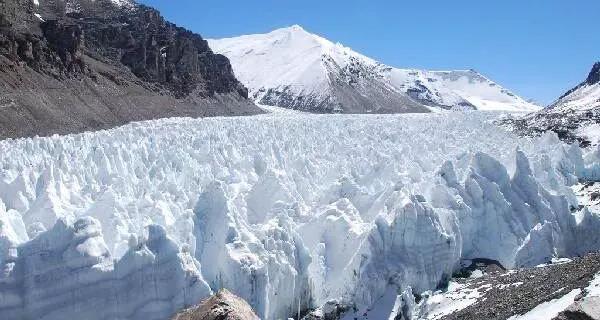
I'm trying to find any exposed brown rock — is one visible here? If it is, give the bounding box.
[172,289,260,320]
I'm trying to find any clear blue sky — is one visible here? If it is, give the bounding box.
[138,0,599,105]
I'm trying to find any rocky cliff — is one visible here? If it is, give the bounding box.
[0,0,261,139]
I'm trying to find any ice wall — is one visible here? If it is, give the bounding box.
[0,112,599,319]
[0,217,211,320]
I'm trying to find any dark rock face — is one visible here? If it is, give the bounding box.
[72,3,248,99]
[555,61,600,102]
[41,20,85,71]
[0,0,260,139]
[405,80,476,111]
[586,62,600,86]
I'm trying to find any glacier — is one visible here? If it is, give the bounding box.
[0,111,599,319]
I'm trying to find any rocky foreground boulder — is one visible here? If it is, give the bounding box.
[0,0,261,139]
[171,289,260,320]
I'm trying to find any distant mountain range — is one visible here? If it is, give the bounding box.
[209,25,541,113]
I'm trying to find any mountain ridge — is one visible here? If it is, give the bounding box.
[550,61,600,111]
[503,62,600,146]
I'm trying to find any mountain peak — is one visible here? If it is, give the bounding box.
[268,24,334,48]
[271,24,310,36]
[586,61,600,85]
[287,24,306,31]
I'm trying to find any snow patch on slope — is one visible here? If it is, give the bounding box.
[0,112,598,319]
[508,289,582,320]
[588,272,600,296]
[63,0,134,14]
[414,282,492,320]
[505,62,600,147]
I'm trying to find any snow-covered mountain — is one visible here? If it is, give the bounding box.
[209,25,540,113]
[505,62,600,146]
[212,25,428,114]
[550,62,600,112]
[1,111,599,320]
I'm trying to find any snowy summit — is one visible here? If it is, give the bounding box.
[209,25,541,113]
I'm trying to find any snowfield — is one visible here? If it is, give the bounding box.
[1,111,599,320]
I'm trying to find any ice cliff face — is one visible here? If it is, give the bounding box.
[209,26,540,113]
[0,112,599,319]
[0,216,211,320]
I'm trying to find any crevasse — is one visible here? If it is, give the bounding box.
[0,112,599,319]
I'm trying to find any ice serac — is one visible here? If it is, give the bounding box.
[0,217,211,320]
[209,25,540,113]
[0,112,599,319]
[193,181,312,320]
